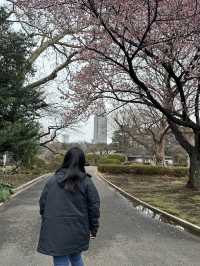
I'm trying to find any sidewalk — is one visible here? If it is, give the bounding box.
[0,167,200,266]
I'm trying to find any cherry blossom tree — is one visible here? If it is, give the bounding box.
[114,105,170,165]
[15,0,200,189]
[75,0,200,189]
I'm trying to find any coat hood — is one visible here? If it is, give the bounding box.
[55,168,91,188]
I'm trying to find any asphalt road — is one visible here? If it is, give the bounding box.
[0,166,200,266]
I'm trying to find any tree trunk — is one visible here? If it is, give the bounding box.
[154,138,165,166]
[167,121,196,189]
[187,152,200,189]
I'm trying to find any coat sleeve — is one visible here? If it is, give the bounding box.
[39,182,49,216]
[86,178,100,237]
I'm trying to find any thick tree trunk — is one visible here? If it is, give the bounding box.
[154,138,165,166]
[167,121,198,189]
[187,152,200,189]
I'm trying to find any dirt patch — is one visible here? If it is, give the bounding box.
[102,173,200,226]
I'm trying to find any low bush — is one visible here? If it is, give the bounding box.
[18,157,50,176]
[0,183,13,202]
[105,154,126,162]
[86,154,101,165]
[98,158,121,165]
[86,153,126,165]
[32,157,48,170]
[47,154,64,171]
[98,164,188,177]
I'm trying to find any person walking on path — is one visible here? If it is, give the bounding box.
[37,147,100,266]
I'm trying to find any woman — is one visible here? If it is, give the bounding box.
[37,147,100,266]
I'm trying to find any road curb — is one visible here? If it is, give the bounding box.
[0,173,52,207]
[98,171,200,237]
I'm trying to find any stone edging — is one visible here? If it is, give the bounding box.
[98,172,200,237]
[0,173,52,207]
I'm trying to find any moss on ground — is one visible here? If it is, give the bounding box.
[103,173,200,227]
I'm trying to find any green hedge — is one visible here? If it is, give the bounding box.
[105,154,126,162]
[86,153,126,166]
[98,158,121,165]
[98,164,188,177]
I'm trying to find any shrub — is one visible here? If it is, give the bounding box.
[32,157,48,170]
[0,183,13,202]
[98,158,121,165]
[86,154,101,165]
[105,154,126,162]
[47,154,64,171]
[98,164,188,177]
[86,153,126,166]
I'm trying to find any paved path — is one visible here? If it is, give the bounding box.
[0,166,200,266]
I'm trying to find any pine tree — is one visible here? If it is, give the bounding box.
[0,7,45,166]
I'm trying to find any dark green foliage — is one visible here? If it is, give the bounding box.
[98,164,188,177]
[0,183,13,202]
[0,120,40,166]
[0,7,46,165]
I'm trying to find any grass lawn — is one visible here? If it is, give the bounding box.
[101,173,200,227]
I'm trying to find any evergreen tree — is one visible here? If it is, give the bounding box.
[0,7,45,166]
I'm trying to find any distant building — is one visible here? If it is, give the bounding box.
[93,100,107,144]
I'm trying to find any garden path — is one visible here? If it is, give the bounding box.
[0,166,200,266]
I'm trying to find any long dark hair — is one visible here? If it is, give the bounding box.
[57,147,86,191]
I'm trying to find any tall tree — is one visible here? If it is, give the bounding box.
[0,7,44,165]
[112,129,130,154]
[3,0,89,143]
[114,106,169,165]
[77,0,200,189]
[16,1,200,189]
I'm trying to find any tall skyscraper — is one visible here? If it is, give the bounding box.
[93,100,107,144]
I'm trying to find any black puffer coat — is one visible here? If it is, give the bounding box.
[37,169,100,256]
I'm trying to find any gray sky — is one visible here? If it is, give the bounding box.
[61,117,95,143]
[31,38,113,144]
